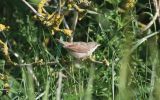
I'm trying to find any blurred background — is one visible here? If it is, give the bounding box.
[0,0,160,100]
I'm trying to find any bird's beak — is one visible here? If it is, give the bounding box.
[97,43,101,47]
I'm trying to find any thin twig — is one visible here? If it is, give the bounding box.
[89,57,109,66]
[16,61,57,66]
[21,0,43,17]
[142,0,159,32]
[155,0,160,24]
[55,0,70,30]
[153,0,160,23]
[149,1,159,99]
[142,11,159,32]
[112,54,115,100]
[36,92,45,100]
[56,71,66,100]
[5,61,57,67]
[63,18,70,29]
[158,0,160,24]
[58,0,61,15]
[70,11,78,42]
[131,31,160,53]
[89,58,103,64]
[27,65,39,87]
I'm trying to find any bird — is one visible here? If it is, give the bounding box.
[57,39,100,59]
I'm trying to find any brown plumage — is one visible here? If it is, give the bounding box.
[57,39,100,59]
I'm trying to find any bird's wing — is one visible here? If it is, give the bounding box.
[64,43,91,53]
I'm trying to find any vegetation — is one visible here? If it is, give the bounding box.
[0,0,160,100]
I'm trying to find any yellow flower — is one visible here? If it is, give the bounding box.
[0,24,10,32]
[123,0,136,11]
[0,40,16,65]
[3,83,10,94]
[67,4,72,10]
[4,83,10,89]
[0,74,8,81]
[61,29,73,36]
[38,0,48,13]
[53,27,73,36]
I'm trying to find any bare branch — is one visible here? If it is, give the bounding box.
[4,61,58,67]
[56,71,66,100]
[21,0,43,17]
[142,11,159,32]
[70,11,78,42]
[142,0,159,32]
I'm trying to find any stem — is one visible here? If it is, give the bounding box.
[56,72,66,100]
[21,0,43,17]
[70,11,78,42]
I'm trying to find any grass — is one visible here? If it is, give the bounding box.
[0,0,160,100]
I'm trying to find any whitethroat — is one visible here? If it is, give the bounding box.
[57,39,100,59]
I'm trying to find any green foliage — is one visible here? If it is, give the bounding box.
[0,0,160,100]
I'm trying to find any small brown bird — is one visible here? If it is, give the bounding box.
[57,39,100,59]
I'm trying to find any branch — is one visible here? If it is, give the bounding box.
[56,71,66,100]
[70,11,78,42]
[14,61,57,67]
[142,11,159,32]
[4,59,57,67]
[21,0,43,17]
[88,57,109,66]
[0,39,16,65]
[142,0,159,32]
